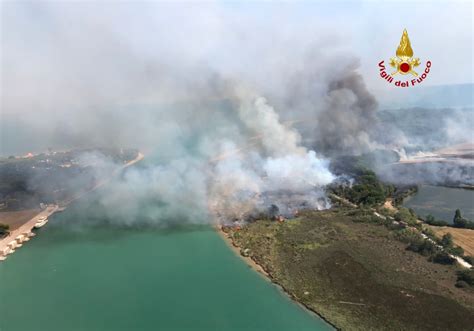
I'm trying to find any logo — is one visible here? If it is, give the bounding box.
[378,29,431,87]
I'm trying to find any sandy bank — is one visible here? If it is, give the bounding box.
[214,225,270,279]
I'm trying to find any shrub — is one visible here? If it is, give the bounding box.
[424,214,448,226]
[455,281,469,288]
[378,207,394,217]
[456,270,474,286]
[387,222,404,231]
[352,214,382,224]
[425,214,435,223]
[440,233,453,248]
[335,169,388,206]
[407,239,438,256]
[431,252,455,265]
[429,219,449,226]
[462,256,473,265]
[394,228,424,244]
[394,207,418,226]
[446,246,464,256]
[422,227,436,239]
[452,209,474,229]
[0,223,9,236]
[422,229,439,244]
[453,209,466,228]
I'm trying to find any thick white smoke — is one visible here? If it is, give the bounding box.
[207,92,334,223]
[94,91,335,226]
[1,2,397,226]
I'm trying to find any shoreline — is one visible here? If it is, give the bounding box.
[214,224,339,330]
[0,152,144,262]
[214,224,270,279]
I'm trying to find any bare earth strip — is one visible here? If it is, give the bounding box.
[430,226,474,256]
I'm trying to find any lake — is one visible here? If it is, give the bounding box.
[403,185,474,223]
[0,189,331,331]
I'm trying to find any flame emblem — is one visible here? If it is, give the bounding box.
[390,29,420,76]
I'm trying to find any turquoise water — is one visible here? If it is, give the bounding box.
[0,196,331,330]
[403,185,474,223]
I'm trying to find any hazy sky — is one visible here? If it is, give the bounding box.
[223,0,474,89]
[0,0,472,138]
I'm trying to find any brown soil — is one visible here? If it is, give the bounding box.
[383,199,397,212]
[0,209,40,231]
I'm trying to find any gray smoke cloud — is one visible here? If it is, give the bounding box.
[96,88,335,226]
[372,106,474,186]
[2,2,470,226]
[381,160,473,187]
[1,2,380,157]
[314,71,378,155]
[1,2,363,226]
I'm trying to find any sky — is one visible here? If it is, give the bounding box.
[0,0,472,154]
[2,1,473,96]
[221,0,474,89]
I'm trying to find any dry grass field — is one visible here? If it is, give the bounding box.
[430,226,474,256]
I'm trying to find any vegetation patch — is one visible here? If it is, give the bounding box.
[229,209,474,331]
[0,223,9,237]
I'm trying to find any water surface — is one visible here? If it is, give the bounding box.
[0,195,331,331]
[403,185,474,223]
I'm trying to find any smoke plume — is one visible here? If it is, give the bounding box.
[2,2,470,226]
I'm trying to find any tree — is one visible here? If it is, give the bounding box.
[394,207,417,226]
[339,169,388,206]
[431,251,455,265]
[454,209,462,220]
[440,233,453,248]
[453,209,468,228]
[447,246,464,256]
[424,214,448,226]
[426,214,435,223]
[407,239,438,256]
